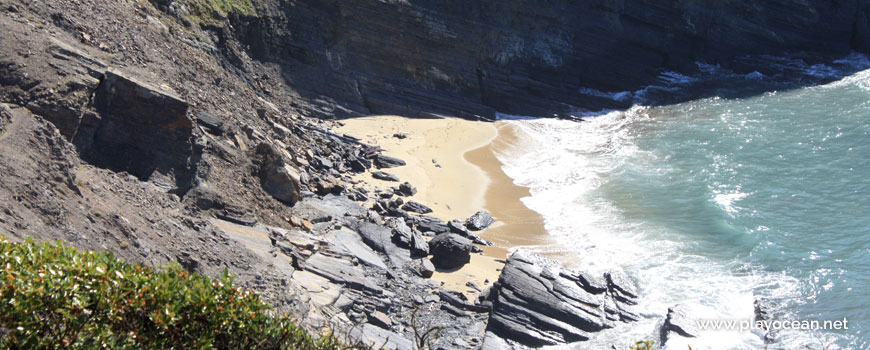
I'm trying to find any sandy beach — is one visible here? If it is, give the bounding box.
[337,115,554,297]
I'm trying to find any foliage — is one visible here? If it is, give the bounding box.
[629,340,655,350]
[148,0,255,26]
[0,237,336,349]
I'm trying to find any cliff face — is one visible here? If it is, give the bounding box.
[228,0,870,118]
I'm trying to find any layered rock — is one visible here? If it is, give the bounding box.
[227,0,870,119]
[484,251,639,347]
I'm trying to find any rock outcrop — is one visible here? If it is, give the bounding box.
[223,0,870,119]
[484,251,639,347]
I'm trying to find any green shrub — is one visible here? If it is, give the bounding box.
[0,237,336,349]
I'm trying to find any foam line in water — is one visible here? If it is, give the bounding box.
[492,105,855,349]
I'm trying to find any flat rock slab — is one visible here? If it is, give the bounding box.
[291,195,367,224]
[350,324,413,350]
[291,270,341,307]
[328,229,387,270]
[303,253,384,295]
[401,201,432,214]
[374,154,406,169]
[211,219,294,278]
[372,171,400,182]
[347,219,412,267]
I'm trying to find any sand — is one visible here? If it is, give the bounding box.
[337,115,553,298]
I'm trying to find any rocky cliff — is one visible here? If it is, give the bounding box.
[217,0,870,118]
[1,0,866,348]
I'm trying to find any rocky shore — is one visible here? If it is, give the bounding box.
[0,0,859,348]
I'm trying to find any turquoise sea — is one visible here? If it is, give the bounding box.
[497,54,870,349]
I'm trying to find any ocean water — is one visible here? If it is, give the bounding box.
[495,57,870,349]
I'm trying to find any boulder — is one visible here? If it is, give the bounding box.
[372,171,400,182]
[374,154,406,168]
[429,233,472,269]
[465,210,494,231]
[484,250,640,347]
[660,304,699,346]
[401,201,433,214]
[256,142,302,205]
[82,70,195,190]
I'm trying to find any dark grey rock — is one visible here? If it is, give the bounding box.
[660,304,699,346]
[440,290,490,313]
[416,216,450,234]
[465,210,494,231]
[374,154,407,169]
[350,157,371,172]
[85,70,195,188]
[313,156,333,170]
[410,230,429,257]
[346,219,412,267]
[448,220,469,235]
[396,182,417,196]
[196,111,224,135]
[429,233,472,269]
[401,201,433,214]
[393,133,408,139]
[372,171,400,182]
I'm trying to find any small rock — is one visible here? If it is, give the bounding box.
[368,310,393,330]
[409,258,436,278]
[393,133,408,139]
[196,111,224,135]
[401,201,432,214]
[374,154,407,168]
[465,210,494,231]
[372,171,400,182]
[314,156,334,170]
[396,182,417,196]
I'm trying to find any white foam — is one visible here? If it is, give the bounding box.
[495,107,813,349]
[578,87,633,102]
[658,71,698,85]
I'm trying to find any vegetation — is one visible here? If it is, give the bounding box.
[149,0,256,25]
[0,237,337,349]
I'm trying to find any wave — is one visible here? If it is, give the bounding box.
[492,105,855,349]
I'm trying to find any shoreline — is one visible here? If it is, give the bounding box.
[337,116,552,297]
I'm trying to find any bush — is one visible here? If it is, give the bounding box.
[0,237,336,349]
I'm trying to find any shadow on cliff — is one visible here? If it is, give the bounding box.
[227,0,870,121]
